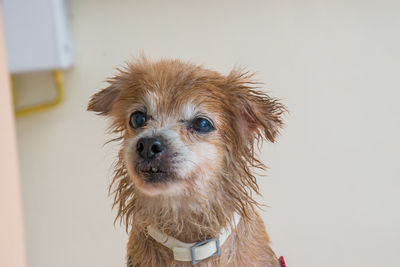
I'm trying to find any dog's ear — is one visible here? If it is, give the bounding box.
[226,70,286,143]
[87,83,121,116]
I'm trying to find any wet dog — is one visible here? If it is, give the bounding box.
[88,57,285,266]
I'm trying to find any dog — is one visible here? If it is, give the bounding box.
[88,57,286,267]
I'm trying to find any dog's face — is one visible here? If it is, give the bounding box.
[88,58,284,198]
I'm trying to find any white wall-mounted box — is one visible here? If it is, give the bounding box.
[2,0,73,74]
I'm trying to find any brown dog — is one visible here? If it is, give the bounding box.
[88,57,285,267]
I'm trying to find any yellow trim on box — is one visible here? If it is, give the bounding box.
[12,70,64,117]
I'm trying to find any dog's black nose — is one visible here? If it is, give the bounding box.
[136,137,166,160]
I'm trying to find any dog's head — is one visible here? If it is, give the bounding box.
[88,57,284,217]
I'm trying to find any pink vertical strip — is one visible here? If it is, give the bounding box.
[0,6,27,267]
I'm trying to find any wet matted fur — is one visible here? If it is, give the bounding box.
[88,57,286,267]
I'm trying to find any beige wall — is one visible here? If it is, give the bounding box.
[0,6,26,267]
[14,0,400,267]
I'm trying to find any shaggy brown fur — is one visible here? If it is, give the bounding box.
[88,57,285,267]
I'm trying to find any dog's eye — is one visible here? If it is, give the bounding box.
[191,117,215,133]
[129,111,147,129]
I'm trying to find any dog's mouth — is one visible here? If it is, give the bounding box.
[135,163,173,184]
[142,166,165,174]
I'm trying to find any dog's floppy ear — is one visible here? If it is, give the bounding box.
[227,69,286,143]
[87,83,121,115]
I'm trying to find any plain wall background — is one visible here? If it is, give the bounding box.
[13,0,400,266]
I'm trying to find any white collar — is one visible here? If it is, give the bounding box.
[147,213,241,265]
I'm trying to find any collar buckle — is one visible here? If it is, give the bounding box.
[190,237,221,265]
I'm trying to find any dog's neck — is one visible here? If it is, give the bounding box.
[130,189,246,243]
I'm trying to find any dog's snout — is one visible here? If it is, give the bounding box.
[136,137,166,160]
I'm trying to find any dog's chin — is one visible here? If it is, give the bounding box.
[130,169,183,197]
